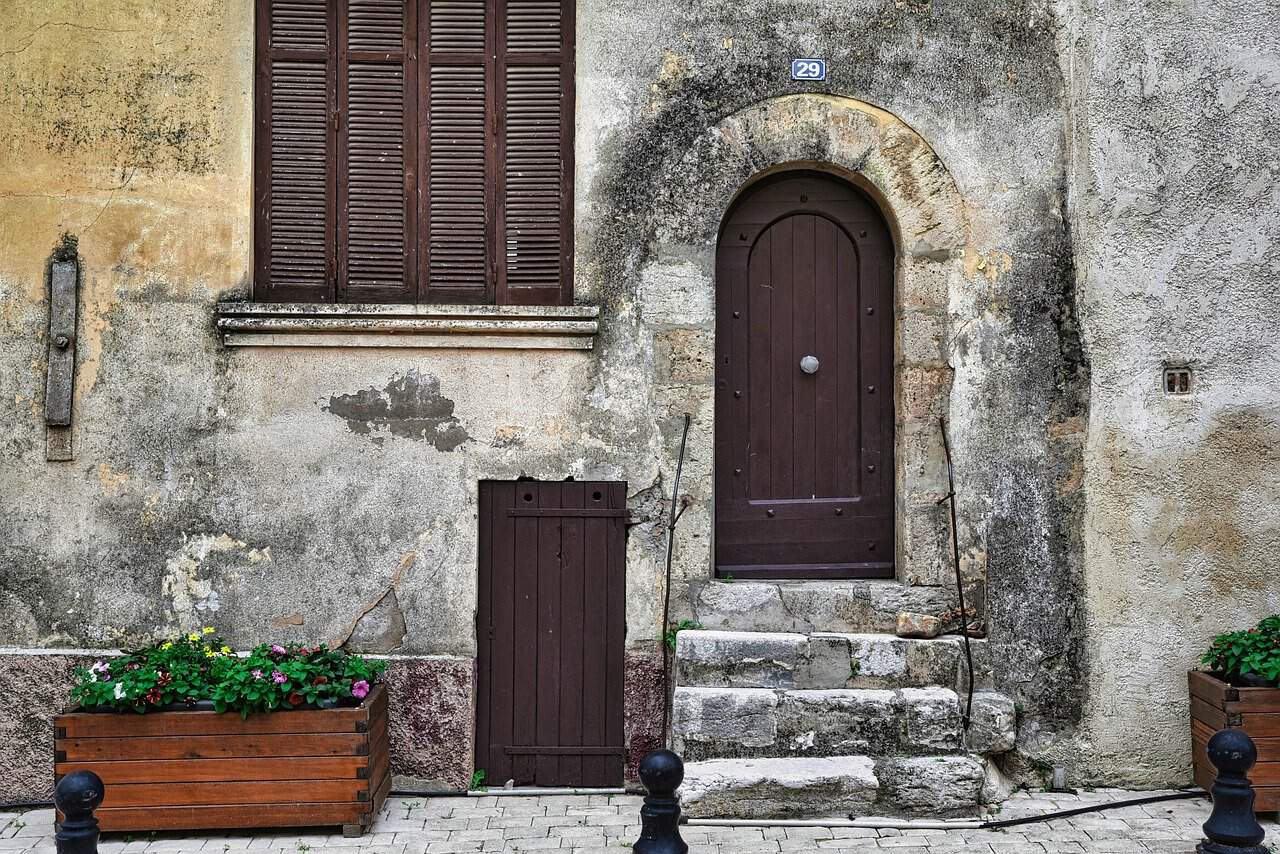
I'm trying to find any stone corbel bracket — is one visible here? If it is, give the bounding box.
[216,302,600,350]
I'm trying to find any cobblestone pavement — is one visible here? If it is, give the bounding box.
[3,789,1279,854]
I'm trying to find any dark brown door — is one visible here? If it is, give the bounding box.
[476,480,626,787]
[715,172,895,579]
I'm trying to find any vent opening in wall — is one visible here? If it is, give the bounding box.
[1164,366,1192,395]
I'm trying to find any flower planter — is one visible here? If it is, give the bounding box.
[54,684,389,836]
[1189,670,1280,811]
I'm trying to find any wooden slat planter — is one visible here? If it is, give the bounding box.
[1189,671,1280,811]
[54,684,389,836]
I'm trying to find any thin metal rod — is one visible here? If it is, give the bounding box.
[937,416,975,730]
[660,413,693,740]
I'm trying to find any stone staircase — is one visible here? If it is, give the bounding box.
[672,580,1017,819]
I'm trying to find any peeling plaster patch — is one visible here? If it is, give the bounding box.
[962,247,1013,281]
[271,612,305,628]
[325,371,470,450]
[96,463,130,496]
[160,533,246,627]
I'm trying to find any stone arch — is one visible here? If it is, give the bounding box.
[642,93,971,587]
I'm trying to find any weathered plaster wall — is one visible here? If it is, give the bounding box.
[0,0,1102,799]
[1065,0,1280,785]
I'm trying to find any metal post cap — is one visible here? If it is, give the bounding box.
[54,771,105,820]
[1207,728,1258,775]
[638,749,684,795]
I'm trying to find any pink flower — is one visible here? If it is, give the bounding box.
[271,644,287,655]
[351,680,370,699]
[89,661,111,682]
[271,670,287,684]
[251,669,264,680]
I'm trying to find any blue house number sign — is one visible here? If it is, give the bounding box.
[791,58,827,81]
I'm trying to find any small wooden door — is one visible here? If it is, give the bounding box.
[715,171,895,579]
[476,480,626,787]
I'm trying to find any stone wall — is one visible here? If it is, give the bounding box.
[1064,0,1280,785]
[0,0,1271,801]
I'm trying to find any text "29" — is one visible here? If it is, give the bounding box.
[791,59,827,81]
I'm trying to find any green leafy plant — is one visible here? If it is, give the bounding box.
[663,619,702,651]
[1201,615,1280,685]
[469,769,488,791]
[70,627,387,718]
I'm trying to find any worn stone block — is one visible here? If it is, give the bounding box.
[675,630,808,689]
[384,656,476,793]
[670,687,779,755]
[965,690,1018,755]
[896,612,943,638]
[900,366,950,422]
[655,328,713,384]
[680,756,879,819]
[873,755,985,816]
[899,310,948,367]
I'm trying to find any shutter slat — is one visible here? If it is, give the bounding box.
[429,0,486,51]
[268,58,330,293]
[348,0,404,51]
[345,61,409,296]
[502,65,563,292]
[426,65,489,292]
[271,0,328,49]
[505,0,561,53]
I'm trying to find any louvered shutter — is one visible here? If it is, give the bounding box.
[339,0,417,302]
[420,0,493,302]
[255,0,336,302]
[499,0,573,305]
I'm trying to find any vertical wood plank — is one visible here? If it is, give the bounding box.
[475,482,493,783]
[534,481,562,785]
[604,481,626,785]
[838,231,861,499]
[770,215,795,499]
[814,216,839,498]
[558,481,585,785]
[792,214,817,498]
[580,487,609,785]
[747,230,773,501]
[490,481,518,784]
[511,481,539,784]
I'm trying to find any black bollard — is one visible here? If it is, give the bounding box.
[1198,728,1267,854]
[633,749,688,854]
[54,770,105,854]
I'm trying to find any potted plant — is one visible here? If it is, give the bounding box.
[1189,615,1280,810]
[54,628,390,836]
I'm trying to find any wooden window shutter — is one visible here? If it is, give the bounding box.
[498,0,573,305]
[420,0,492,302]
[258,0,573,305]
[338,0,417,302]
[255,0,336,302]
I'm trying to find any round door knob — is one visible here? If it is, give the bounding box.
[799,355,820,374]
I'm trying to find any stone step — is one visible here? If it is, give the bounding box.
[690,578,957,634]
[675,629,991,692]
[678,754,1002,819]
[671,686,1015,762]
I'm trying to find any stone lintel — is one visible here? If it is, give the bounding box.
[216,302,600,350]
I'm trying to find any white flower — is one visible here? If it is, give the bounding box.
[113,682,126,700]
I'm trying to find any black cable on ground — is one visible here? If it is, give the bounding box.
[979,789,1206,829]
[937,417,975,730]
[660,413,693,741]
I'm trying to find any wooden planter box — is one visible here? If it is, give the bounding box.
[1189,671,1280,811]
[54,684,389,836]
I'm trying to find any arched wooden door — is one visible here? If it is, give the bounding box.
[715,171,895,579]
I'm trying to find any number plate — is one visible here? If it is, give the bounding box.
[791,58,827,81]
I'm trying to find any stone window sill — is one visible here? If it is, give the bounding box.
[216,302,599,350]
